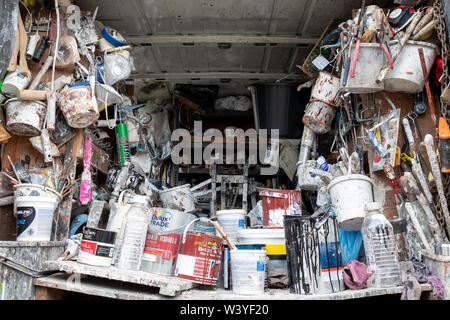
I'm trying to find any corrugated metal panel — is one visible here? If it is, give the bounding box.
[76,0,389,82]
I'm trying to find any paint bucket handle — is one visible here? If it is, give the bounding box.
[181,217,216,244]
[117,189,134,207]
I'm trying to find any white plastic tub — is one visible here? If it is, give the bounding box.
[216,209,246,241]
[327,174,374,231]
[230,249,267,295]
[384,40,438,93]
[237,228,285,245]
[159,184,195,212]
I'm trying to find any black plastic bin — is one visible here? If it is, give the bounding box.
[248,83,310,139]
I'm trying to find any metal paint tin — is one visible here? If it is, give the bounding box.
[57,83,99,128]
[1,70,31,97]
[159,184,195,212]
[175,218,223,285]
[310,71,341,106]
[258,189,302,228]
[303,99,336,134]
[5,98,46,136]
[77,227,117,267]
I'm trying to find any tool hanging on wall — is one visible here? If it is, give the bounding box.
[439,117,450,173]
[418,48,438,141]
[8,6,30,76]
[79,133,93,205]
[32,11,51,62]
[26,8,41,60]
[413,92,427,115]
[349,0,366,78]
[424,134,450,236]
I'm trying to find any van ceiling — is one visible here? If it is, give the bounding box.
[76,0,391,97]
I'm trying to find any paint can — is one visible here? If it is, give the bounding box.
[5,98,46,137]
[216,209,246,242]
[57,82,99,128]
[77,227,117,267]
[340,43,386,93]
[327,174,374,231]
[14,184,61,242]
[310,71,341,106]
[230,249,267,295]
[159,184,196,212]
[1,70,31,97]
[258,189,302,228]
[141,207,195,276]
[174,218,223,285]
[384,40,438,93]
[302,100,337,134]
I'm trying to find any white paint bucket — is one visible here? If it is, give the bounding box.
[5,98,46,136]
[303,100,336,134]
[159,184,195,212]
[237,228,285,245]
[14,184,61,242]
[423,252,450,299]
[1,70,31,97]
[230,249,267,295]
[327,174,374,231]
[340,43,386,93]
[57,82,99,128]
[310,71,341,106]
[216,209,246,242]
[384,40,438,93]
[141,207,195,275]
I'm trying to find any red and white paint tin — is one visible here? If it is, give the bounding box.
[77,227,117,267]
[174,218,223,286]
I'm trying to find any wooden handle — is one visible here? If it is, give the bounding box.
[16,90,47,101]
[210,220,237,250]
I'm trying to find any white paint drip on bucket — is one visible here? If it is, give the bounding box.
[216,209,246,242]
[230,249,267,295]
[14,184,61,242]
[5,99,46,137]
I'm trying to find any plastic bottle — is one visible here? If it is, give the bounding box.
[116,197,149,270]
[361,202,401,288]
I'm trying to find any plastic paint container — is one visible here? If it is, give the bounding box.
[5,98,46,137]
[216,209,246,241]
[303,100,336,134]
[384,40,438,93]
[310,71,341,106]
[77,227,117,267]
[327,174,374,231]
[175,218,223,285]
[57,82,99,128]
[230,249,267,295]
[236,228,286,245]
[14,184,61,242]
[1,70,31,97]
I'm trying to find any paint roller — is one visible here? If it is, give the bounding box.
[439,117,450,173]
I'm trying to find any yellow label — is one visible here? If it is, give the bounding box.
[266,244,286,255]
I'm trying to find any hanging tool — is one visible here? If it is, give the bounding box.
[26,8,41,60]
[79,133,93,205]
[413,92,426,115]
[376,10,423,83]
[418,48,438,140]
[439,117,450,173]
[342,22,356,86]
[32,11,51,63]
[350,0,366,78]
[401,172,446,243]
[424,134,450,236]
